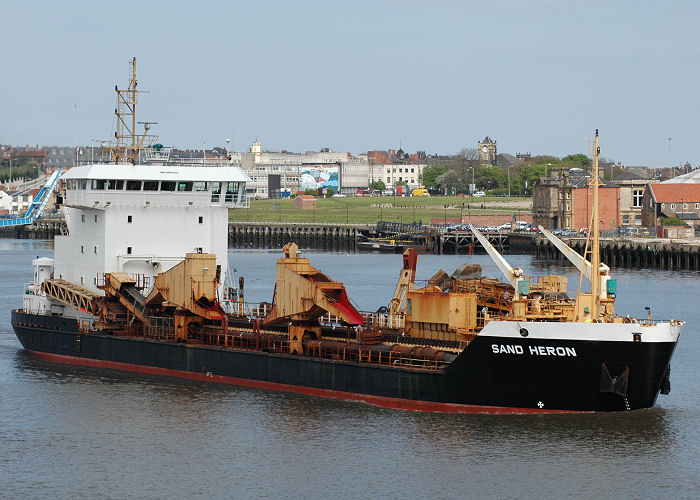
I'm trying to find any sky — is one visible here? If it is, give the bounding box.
[1,0,698,167]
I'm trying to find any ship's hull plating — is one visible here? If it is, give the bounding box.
[11,310,678,413]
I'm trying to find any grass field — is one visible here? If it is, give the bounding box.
[229,195,531,225]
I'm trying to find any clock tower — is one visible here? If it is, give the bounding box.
[478,136,497,166]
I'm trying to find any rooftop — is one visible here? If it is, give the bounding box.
[650,183,700,202]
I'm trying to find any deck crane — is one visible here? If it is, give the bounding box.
[264,243,364,355]
[388,248,418,316]
[538,226,616,319]
[470,224,529,299]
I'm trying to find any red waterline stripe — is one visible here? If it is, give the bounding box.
[27,350,589,414]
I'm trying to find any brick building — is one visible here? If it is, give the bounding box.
[572,186,621,231]
[294,195,317,210]
[641,184,700,228]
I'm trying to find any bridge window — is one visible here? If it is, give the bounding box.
[91,179,107,190]
[225,182,238,202]
[126,180,141,190]
[160,181,176,191]
[177,182,193,192]
[211,182,221,202]
[194,181,208,191]
[143,181,159,191]
[108,180,124,190]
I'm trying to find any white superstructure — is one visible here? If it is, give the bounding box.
[54,163,250,294]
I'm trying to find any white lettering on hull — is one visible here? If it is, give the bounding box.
[491,344,524,354]
[492,344,577,357]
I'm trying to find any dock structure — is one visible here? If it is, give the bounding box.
[228,222,368,252]
[437,230,509,255]
[535,236,700,271]
[0,216,66,238]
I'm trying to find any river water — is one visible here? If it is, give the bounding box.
[1,239,698,499]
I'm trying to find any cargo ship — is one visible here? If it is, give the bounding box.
[11,61,684,413]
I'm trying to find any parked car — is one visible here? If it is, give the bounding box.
[473,191,486,197]
[332,193,346,198]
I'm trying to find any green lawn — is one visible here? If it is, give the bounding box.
[229,195,530,225]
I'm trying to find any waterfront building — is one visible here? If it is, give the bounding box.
[338,159,370,195]
[532,170,575,229]
[0,189,12,214]
[534,168,656,231]
[240,141,350,199]
[368,163,424,190]
[642,184,700,229]
[610,171,656,227]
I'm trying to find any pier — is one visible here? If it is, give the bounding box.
[535,236,700,271]
[228,222,369,252]
[0,216,65,239]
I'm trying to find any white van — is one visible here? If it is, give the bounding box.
[473,191,486,197]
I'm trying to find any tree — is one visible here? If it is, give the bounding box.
[531,155,560,165]
[325,187,335,198]
[436,170,462,194]
[421,164,449,188]
[561,153,591,170]
[516,164,547,195]
[457,148,479,162]
[475,165,506,191]
[369,180,386,191]
[659,215,685,226]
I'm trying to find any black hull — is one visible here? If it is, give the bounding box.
[11,310,676,413]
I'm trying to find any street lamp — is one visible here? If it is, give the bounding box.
[470,166,475,203]
[507,165,511,197]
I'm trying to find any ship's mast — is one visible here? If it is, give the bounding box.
[108,58,154,165]
[590,130,601,321]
